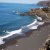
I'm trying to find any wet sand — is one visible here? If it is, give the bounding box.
[0,23,50,50]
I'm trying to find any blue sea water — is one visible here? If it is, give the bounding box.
[0,3,42,36]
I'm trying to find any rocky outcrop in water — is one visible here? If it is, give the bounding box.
[20,8,49,19]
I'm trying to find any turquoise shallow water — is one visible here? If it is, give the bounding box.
[0,3,42,36]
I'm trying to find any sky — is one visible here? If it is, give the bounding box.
[0,0,45,4]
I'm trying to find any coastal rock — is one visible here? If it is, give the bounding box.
[37,1,50,7]
[20,7,50,19]
[39,35,50,50]
[30,8,47,19]
[20,8,49,19]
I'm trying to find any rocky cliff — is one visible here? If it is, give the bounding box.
[37,1,50,7]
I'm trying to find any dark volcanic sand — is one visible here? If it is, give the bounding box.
[0,23,50,50]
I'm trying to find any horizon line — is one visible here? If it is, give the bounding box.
[0,2,37,4]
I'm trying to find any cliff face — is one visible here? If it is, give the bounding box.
[37,1,50,7]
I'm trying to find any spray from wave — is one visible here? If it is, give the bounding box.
[0,16,44,45]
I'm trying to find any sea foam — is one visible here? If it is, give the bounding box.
[0,16,44,45]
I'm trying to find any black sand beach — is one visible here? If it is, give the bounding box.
[0,23,50,50]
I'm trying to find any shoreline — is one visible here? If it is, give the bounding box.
[0,6,50,50]
[0,15,44,45]
[0,21,50,50]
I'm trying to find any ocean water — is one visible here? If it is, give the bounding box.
[0,3,45,45]
[0,3,42,36]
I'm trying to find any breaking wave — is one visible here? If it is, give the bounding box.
[0,16,44,45]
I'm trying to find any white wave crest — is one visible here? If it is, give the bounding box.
[0,38,5,45]
[0,16,44,45]
[36,15,42,21]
